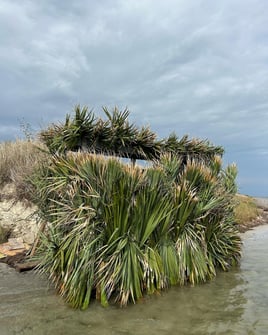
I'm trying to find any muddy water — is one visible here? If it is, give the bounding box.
[1,225,268,335]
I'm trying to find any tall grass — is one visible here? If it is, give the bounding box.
[234,194,259,227]
[0,140,48,202]
[32,152,241,309]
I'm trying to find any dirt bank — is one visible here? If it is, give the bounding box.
[0,184,39,245]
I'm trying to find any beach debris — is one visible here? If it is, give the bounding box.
[0,237,29,257]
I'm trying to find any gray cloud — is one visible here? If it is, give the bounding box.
[0,0,268,195]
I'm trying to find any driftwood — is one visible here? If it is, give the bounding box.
[0,252,39,272]
[0,237,40,272]
[0,220,48,271]
[15,261,39,272]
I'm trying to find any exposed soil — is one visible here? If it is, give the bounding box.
[0,184,39,245]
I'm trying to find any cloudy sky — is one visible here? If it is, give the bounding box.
[1,0,268,196]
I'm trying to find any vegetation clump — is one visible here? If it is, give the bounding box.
[29,106,241,309]
[234,194,259,224]
[234,194,260,232]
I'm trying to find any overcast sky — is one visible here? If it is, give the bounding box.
[0,0,268,196]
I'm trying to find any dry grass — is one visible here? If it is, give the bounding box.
[234,194,259,225]
[0,139,48,203]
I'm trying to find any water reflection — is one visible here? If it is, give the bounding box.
[1,225,268,335]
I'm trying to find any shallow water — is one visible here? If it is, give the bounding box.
[1,225,268,335]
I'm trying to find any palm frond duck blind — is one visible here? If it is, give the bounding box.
[33,105,240,309]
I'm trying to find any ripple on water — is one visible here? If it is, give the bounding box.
[1,225,268,335]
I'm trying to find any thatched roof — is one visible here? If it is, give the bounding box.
[39,105,224,162]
